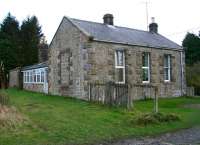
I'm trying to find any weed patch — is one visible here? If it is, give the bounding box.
[135,112,180,126]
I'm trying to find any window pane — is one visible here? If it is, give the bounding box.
[164,55,169,67]
[33,71,36,82]
[116,50,124,66]
[164,68,169,80]
[27,72,29,82]
[36,70,40,82]
[142,52,149,67]
[41,71,44,82]
[142,68,149,81]
[115,68,124,82]
[164,54,171,81]
[30,71,32,82]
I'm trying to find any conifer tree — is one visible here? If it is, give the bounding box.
[182,33,200,65]
[20,16,43,66]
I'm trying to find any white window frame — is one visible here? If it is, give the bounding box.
[164,54,171,82]
[41,70,45,83]
[142,52,150,83]
[36,69,40,83]
[22,68,46,84]
[115,50,125,84]
[27,72,29,82]
[32,70,36,83]
[30,71,32,82]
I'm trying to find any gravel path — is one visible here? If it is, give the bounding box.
[101,127,200,145]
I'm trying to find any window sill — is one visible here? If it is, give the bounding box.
[115,82,125,84]
[164,80,171,84]
[24,82,45,84]
[142,81,150,84]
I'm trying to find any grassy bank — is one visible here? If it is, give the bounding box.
[0,88,200,145]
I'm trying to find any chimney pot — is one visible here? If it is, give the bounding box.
[149,17,158,33]
[103,14,114,25]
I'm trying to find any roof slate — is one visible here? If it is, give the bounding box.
[21,62,48,71]
[67,17,182,49]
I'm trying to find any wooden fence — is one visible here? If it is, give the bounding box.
[88,82,158,110]
[0,92,9,105]
[186,87,195,96]
[132,84,158,100]
[132,84,158,112]
[88,82,132,108]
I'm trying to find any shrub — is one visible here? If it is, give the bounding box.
[135,112,180,126]
[186,62,200,95]
[136,113,159,125]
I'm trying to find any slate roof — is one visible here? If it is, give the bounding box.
[67,17,182,49]
[21,62,48,71]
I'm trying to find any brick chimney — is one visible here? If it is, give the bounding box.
[149,17,158,33]
[103,14,114,25]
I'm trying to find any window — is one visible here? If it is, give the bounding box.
[115,50,125,83]
[164,54,171,81]
[27,72,30,82]
[23,69,46,83]
[36,70,41,82]
[30,71,33,82]
[142,52,150,83]
[33,70,36,83]
[41,70,44,82]
[23,71,30,83]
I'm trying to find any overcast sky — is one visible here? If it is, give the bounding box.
[0,0,200,45]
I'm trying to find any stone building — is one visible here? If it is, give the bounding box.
[48,14,186,100]
[9,14,186,100]
[9,67,22,88]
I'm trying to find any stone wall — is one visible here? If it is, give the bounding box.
[48,17,88,99]
[9,67,22,88]
[23,83,44,93]
[82,41,186,100]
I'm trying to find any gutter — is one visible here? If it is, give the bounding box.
[92,38,183,52]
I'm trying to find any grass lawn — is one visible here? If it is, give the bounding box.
[0,88,200,145]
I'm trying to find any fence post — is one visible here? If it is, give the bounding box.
[88,83,91,101]
[154,86,158,113]
[127,84,133,109]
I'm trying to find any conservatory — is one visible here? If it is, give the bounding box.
[22,62,48,93]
